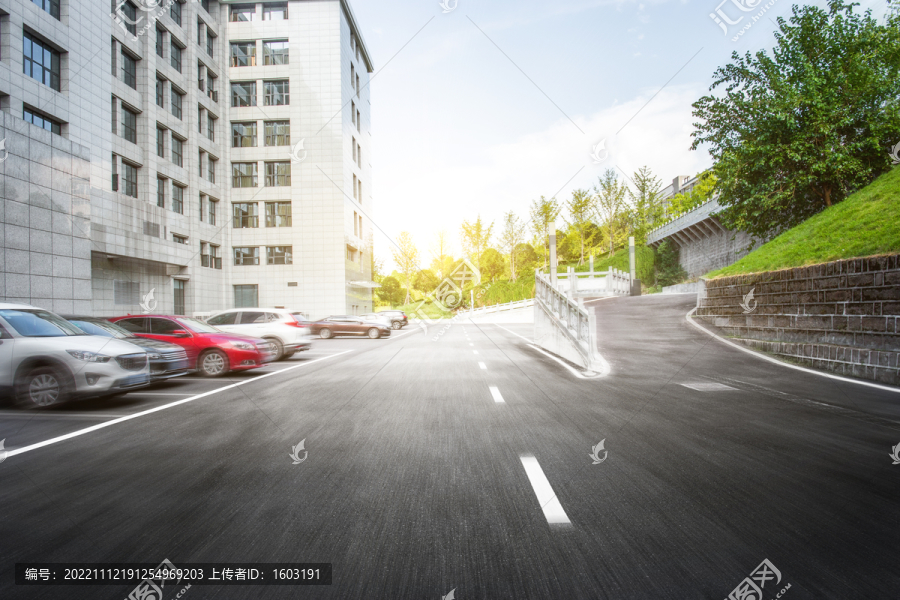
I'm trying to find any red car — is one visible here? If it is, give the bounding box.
[109,315,276,377]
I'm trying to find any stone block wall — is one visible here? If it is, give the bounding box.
[696,255,900,385]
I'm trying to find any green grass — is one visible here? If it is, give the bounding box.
[708,167,900,277]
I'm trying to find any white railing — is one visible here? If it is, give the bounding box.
[535,270,599,369]
[556,267,630,297]
[467,299,533,316]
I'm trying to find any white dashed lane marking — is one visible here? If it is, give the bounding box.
[489,386,505,403]
[520,454,571,526]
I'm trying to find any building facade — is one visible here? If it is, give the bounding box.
[0,0,375,318]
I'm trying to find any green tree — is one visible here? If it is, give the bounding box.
[513,243,541,277]
[460,216,494,269]
[564,188,595,265]
[498,211,525,280]
[628,166,664,244]
[377,276,404,307]
[429,229,452,279]
[691,0,900,239]
[391,231,419,305]
[655,240,687,287]
[667,172,718,218]
[413,269,440,293]
[479,248,505,281]
[529,196,561,268]
[594,169,629,255]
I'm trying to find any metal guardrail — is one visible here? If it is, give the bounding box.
[466,299,533,316]
[535,271,596,368]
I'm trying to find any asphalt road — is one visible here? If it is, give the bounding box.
[1,294,899,599]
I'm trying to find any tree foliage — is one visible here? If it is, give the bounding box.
[654,240,687,287]
[666,172,718,218]
[377,276,404,307]
[594,169,630,255]
[391,231,420,305]
[498,211,525,280]
[460,216,494,268]
[564,188,595,265]
[627,166,664,244]
[480,248,506,281]
[529,196,561,267]
[691,0,900,239]
[414,269,440,293]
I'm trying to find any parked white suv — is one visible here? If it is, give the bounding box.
[0,303,151,407]
[206,308,312,360]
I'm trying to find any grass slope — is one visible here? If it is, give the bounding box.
[708,167,900,277]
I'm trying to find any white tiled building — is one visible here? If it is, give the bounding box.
[0,0,375,318]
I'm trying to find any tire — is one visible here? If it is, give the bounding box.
[16,366,69,407]
[391,321,401,330]
[367,327,380,339]
[267,338,285,361]
[319,328,333,339]
[198,349,229,377]
[282,349,297,359]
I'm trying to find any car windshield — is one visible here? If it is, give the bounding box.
[0,309,87,337]
[70,320,131,339]
[177,317,222,333]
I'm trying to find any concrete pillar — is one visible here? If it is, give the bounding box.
[549,222,557,284]
[569,266,577,298]
[629,236,636,283]
[589,255,594,278]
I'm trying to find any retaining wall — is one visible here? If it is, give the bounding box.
[695,255,900,385]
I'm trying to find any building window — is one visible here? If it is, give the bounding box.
[230,4,256,22]
[267,246,292,265]
[121,50,137,89]
[207,74,218,102]
[231,82,256,107]
[24,33,61,92]
[353,174,357,199]
[170,0,182,26]
[170,41,183,72]
[351,64,355,91]
[197,21,204,47]
[122,107,137,143]
[230,41,256,67]
[357,109,361,132]
[172,136,184,167]
[24,107,61,135]
[210,244,221,269]
[174,280,185,316]
[234,247,260,266]
[232,122,257,147]
[232,203,258,228]
[172,184,184,214]
[200,0,210,12]
[209,198,217,225]
[111,38,117,76]
[207,114,216,141]
[358,178,363,200]
[199,151,205,178]
[232,162,258,187]
[32,0,61,19]
[157,177,166,207]
[156,77,166,107]
[234,284,258,308]
[208,157,216,183]
[119,1,138,35]
[111,97,117,134]
[157,127,166,157]
[173,234,188,244]
[264,121,290,146]
[112,155,118,191]
[263,80,289,106]
[265,202,292,227]
[207,32,215,56]
[351,101,356,126]
[114,281,141,305]
[265,162,291,187]
[263,3,288,20]
[263,40,289,65]
[156,28,166,58]
[171,88,183,119]
[122,162,138,198]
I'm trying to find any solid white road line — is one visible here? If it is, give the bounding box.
[478,362,487,370]
[520,454,571,525]
[489,386,505,403]
[473,350,479,355]
[4,350,355,460]
[492,323,533,343]
[686,308,900,394]
[527,344,609,379]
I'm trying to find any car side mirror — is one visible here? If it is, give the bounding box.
[171,329,191,338]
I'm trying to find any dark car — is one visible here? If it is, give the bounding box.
[309,316,392,339]
[62,316,190,382]
[108,315,276,377]
[377,310,409,330]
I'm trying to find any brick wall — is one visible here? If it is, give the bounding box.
[696,255,900,385]
[678,229,756,278]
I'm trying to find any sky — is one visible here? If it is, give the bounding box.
[349,0,891,270]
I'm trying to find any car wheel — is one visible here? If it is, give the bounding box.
[392,321,401,330]
[16,366,69,407]
[267,338,285,361]
[320,328,333,339]
[367,327,381,339]
[198,349,229,377]
[282,349,296,359]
